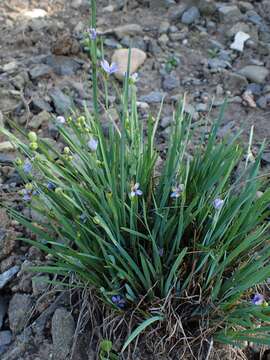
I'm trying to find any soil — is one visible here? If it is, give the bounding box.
[0,0,270,359]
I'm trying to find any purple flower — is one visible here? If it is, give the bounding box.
[88,28,97,40]
[23,160,32,174]
[56,116,66,124]
[213,198,224,210]
[47,182,56,191]
[21,189,32,202]
[87,138,98,152]
[252,293,264,306]
[130,183,143,197]
[111,295,126,309]
[158,248,164,257]
[170,184,184,199]
[101,59,118,75]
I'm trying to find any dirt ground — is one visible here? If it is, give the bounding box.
[0,0,270,359]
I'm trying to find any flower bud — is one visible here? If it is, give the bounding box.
[15,158,23,166]
[29,142,38,151]
[93,216,100,225]
[28,131,37,142]
[25,183,33,191]
[63,147,70,154]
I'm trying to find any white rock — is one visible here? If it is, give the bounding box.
[23,8,47,18]
[112,48,147,81]
[0,141,16,152]
[230,31,250,52]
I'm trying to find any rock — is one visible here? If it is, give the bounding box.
[29,64,52,79]
[230,31,250,52]
[112,24,143,39]
[247,10,263,26]
[183,103,199,120]
[195,103,208,112]
[0,330,12,346]
[11,72,29,90]
[112,48,146,81]
[71,0,88,8]
[223,71,248,94]
[49,88,72,114]
[52,34,80,56]
[239,1,254,12]
[51,308,75,360]
[30,98,53,113]
[136,101,149,110]
[121,36,147,52]
[104,38,121,49]
[218,5,242,22]
[246,83,263,96]
[262,152,270,165]
[45,55,82,76]
[226,22,258,42]
[32,276,49,296]
[181,6,200,25]
[0,89,21,114]
[160,116,171,129]
[0,266,20,289]
[162,73,180,91]
[208,59,230,70]
[0,61,18,74]
[0,141,16,152]
[161,126,171,141]
[23,8,47,18]
[28,111,51,129]
[168,4,188,21]
[158,34,169,46]
[140,91,166,104]
[159,21,170,34]
[238,66,269,84]
[242,90,256,108]
[198,0,216,16]
[257,95,270,110]
[8,294,32,334]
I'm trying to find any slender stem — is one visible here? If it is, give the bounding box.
[90,0,99,120]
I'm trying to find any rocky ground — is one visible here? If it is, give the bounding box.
[0,0,270,359]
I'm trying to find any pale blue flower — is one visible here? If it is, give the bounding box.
[213,198,224,210]
[111,295,126,309]
[101,59,118,75]
[170,184,184,198]
[23,160,32,174]
[252,293,264,306]
[21,189,32,202]
[88,28,97,40]
[130,183,143,197]
[88,138,98,152]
